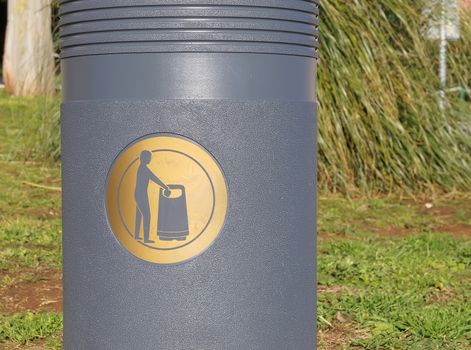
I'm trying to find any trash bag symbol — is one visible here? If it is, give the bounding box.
[157,184,189,241]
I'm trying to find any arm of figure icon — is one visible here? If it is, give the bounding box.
[146,167,170,192]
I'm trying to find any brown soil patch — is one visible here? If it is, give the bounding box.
[0,342,45,350]
[376,226,414,237]
[0,162,21,178]
[318,231,350,241]
[0,339,51,350]
[318,285,359,295]
[420,201,471,237]
[318,318,369,350]
[0,270,62,314]
[426,288,462,305]
[27,208,60,220]
[438,223,471,237]
[318,286,345,294]
[377,224,471,238]
[423,205,456,217]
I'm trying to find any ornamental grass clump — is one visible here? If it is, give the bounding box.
[318,1,471,193]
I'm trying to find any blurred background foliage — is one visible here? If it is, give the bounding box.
[7,0,471,195]
[318,0,471,194]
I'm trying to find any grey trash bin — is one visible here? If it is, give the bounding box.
[60,1,319,349]
[157,185,190,241]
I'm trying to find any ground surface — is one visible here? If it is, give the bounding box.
[0,97,470,349]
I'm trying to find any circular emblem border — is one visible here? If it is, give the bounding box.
[106,134,228,265]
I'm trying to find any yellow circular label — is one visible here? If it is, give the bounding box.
[106,134,228,265]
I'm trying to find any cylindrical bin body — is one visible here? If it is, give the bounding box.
[60,1,319,349]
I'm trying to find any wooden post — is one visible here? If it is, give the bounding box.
[3,0,55,96]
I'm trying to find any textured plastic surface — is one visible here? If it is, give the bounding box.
[62,100,317,350]
[61,1,318,349]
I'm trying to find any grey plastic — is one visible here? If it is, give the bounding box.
[59,0,319,58]
[61,1,319,349]
[157,184,190,241]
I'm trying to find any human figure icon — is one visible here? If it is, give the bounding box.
[135,150,170,243]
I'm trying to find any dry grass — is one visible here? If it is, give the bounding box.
[318,1,471,194]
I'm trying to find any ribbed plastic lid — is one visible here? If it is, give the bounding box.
[59,0,319,58]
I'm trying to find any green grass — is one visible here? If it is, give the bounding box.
[0,97,470,349]
[0,90,60,163]
[2,146,470,350]
[318,234,471,349]
[0,95,62,349]
[318,197,436,237]
[0,94,61,274]
[0,313,62,345]
[0,161,61,274]
[317,195,471,349]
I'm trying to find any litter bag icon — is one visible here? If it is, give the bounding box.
[157,184,189,241]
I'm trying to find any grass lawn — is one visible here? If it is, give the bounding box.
[0,95,470,349]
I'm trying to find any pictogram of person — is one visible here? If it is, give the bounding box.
[135,150,170,243]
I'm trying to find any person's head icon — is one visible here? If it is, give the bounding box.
[140,150,152,165]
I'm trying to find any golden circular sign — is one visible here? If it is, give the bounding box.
[106,134,228,265]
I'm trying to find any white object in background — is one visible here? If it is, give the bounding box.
[439,0,448,111]
[424,0,461,111]
[424,0,460,41]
